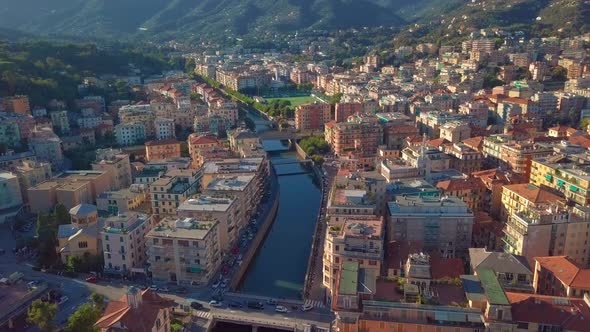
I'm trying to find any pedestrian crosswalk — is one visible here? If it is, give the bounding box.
[193,311,212,320]
[304,299,325,308]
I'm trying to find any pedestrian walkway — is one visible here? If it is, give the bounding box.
[304,299,326,308]
[193,311,213,320]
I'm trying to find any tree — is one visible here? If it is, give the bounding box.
[54,204,70,226]
[90,293,105,311]
[64,303,101,332]
[67,256,82,272]
[27,299,58,332]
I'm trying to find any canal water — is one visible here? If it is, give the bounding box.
[238,140,321,299]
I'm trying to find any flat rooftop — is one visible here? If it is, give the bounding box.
[178,195,235,212]
[148,217,217,240]
[206,175,254,192]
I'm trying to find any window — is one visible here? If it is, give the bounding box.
[78,241,88,249]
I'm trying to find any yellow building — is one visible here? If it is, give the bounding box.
[56,204,103,264]
[500,183,564,222]
[530,154,590,207]
[150,169,201,216]
[145,139,181,162]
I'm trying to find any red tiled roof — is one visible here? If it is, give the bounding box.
[503,183,564,204]
[535,256,590,289]
[462,136,484,151]
[189,135,219,145]
[430,256,464,279]
[507,292,590,331]
[437,177,486,192]
[568,135,590,148]
[95,289,174,332]
[426,138,449,148]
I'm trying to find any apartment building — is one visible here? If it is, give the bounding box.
[439,121,471,143]
[146,217,221,285]
[28,170,111,213]
[334,102,362,123]
[323,215,383,297]
[499,142,554,180]
[534,256,590,298]
[0,122,21,148]
[500,183,564,222]
[208,100,239,127]
[442,143,485,174]
[295,102,331,131]
[503,203,590,268]
[50,111,70,134]
[12,160,52,207]
[530,154,590,207]
[154,117,175,140]
[96,185,148,215]
[29,126,63,171]
[0,173,23,224]
[115,122,146,146]
[2,95,30,115]
[145,139,181,162]
[118,104,155,137]
[150,169,201,216]
[201,157,268,190]
[436,177,487,212]
[101,212,155,275]
[92,149,132,190]
[204,175,262,225]
[472,168,526,219]
[325,116,383,168]
[177,195,241,253]
[387,195,474,258]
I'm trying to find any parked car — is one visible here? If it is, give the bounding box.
[85,276,97,283]
[247,301,264,310]
[266,299,277,305]
[209,300,223,308]
[149,285,158,291]
[160,287,170,292]
[228,301,243,308]
[301,304,313,312]
[190,302,204,310]
[275,305,288,313]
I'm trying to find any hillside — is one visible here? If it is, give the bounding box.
[396,0,589,45]
[0,0,443,41]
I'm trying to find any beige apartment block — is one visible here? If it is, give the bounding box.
[177,194,241,253]
[204,175,262,225]
[322,215,384,297]
[92,148,132,190]
[146,217,221,285]
[96,185,148,215]
[101,212,155,275]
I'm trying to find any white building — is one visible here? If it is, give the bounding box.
[154,118,176,140]
[115,122,146,146]
[0,172,23,223]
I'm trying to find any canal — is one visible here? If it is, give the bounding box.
[238,138,321,299]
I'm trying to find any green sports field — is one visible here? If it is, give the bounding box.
[265,95,317,107]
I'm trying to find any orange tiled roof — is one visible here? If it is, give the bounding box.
[503,183,564,204]
[95,289,174,332]
[507,292,590,331]
[535,256,590,289]
[462,136,484,150]
[437,177,486,192]
[190,135,219,145]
